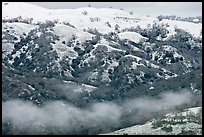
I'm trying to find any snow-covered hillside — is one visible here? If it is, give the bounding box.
[161,19,202,38]
[2,1,202,95]
[118,31,148,43]
[2,1,202,93]
[2,2,202,135]
[102,107,202,135]
[2,2,202,36]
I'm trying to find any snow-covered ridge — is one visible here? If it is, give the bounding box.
[2,2,143,34]
[2,2,50,20]
[2,2,202,36]
[2,2,131,21]
[2,22,37,37]
[161,19,202,38]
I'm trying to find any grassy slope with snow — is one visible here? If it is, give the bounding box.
[2,2,202,59]
[104,107,202,135]
[102,107,202,135]
[3,2,202,36]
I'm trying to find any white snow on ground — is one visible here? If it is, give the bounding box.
[161,19,202,38]
[101,71,111,82]
[125,54,177,79]
[101,60,119,82]
[192,19,199,23]
[12,51,21,59]
[165,107,202,118]
[3,2,201,37]
[2,43,14,54]
[102,122,167,135]
[173,52,183,58]
[27,85,35,91]
[63,69,73,78]
[53,24,76,42]
[109,60,118,69]
[2,22,37,54]
[2,2,50,22]
[8,59,14,65]
[125,54,161,69]
[83,50,97,65]
[51,24,94,60]
[181,107,202,116]
[132,46,143,52]
[88,71,99,82]
[98,38,124,52]
[51,42,78,61]
[2,2,140,34]
[149,62,160,69]
[124,54,142,61]
[81,83,97,90]
[131,61,145,69]
[103,107,202,135]
[149,86,155,90]
[53,24,93,43]
[164,72,178,79]
[62,80,97,93]
[1,2,158,35]
[3,22,37,36]
[162,45,177,52]
[118,31,148,43]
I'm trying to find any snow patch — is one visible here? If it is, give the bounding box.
[118,31,148,43]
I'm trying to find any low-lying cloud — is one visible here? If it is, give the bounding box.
[2,90,195,135]
[123,91,192,113]
[2,100,121,135]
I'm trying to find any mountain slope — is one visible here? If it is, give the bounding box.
[102,107,202,135]
[2,1,202,106]
[2,2,202,135]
